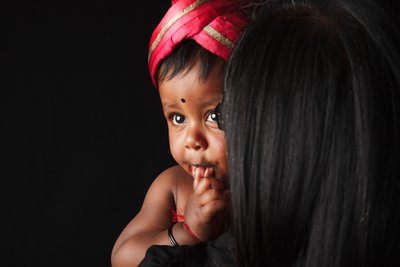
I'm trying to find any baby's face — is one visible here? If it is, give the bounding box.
[158,61,227,181]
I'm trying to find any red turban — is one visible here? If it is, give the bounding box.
[148,0,248,87]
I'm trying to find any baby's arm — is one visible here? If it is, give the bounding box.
[111,165,186,267]
[111,165,229,267]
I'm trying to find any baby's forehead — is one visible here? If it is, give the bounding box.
[160,59,224,90]
[156,41,225,88]
[158,64,223,108]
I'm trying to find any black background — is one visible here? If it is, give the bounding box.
[1,1,175,266]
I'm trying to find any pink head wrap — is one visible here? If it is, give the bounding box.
[148,0,248,87]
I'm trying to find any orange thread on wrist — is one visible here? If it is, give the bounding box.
[181,222,200,242]
[171,209,185,223]
[170,210,199,241]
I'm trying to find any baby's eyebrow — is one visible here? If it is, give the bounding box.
[162,97,221,109]
[199,97,221,107]
[162,102,178,110]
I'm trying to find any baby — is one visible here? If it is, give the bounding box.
[111,1,248,266]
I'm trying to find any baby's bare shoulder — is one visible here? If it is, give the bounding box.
[155,165,192,185]
[141,165,192,210]
[160,165,188,176]
[149,165,193,202]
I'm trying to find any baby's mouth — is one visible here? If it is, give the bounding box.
[189,163,215,177]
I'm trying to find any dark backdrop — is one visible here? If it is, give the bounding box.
[1,1,174,266]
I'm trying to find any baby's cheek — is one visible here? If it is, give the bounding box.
[169,135,185,164]
[169,143,180,162]
[215,136,227,158]
[219,156,229,179]
[213,138,228,175]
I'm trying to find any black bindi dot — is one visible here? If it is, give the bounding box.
[180,98,186,103]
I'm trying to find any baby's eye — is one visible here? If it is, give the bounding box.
[206,110,219,123]
[206,104,223,130]
[171,113,186,125]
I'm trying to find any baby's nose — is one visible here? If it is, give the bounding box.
[185,125,208,150]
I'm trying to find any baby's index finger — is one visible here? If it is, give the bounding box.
[204,167,214,178]
[193,166,205,189]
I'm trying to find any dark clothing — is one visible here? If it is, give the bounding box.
[138,232,237,267]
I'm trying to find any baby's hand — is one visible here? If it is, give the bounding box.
[183,166,228,242]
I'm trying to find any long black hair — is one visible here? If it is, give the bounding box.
[223,0,400,266]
